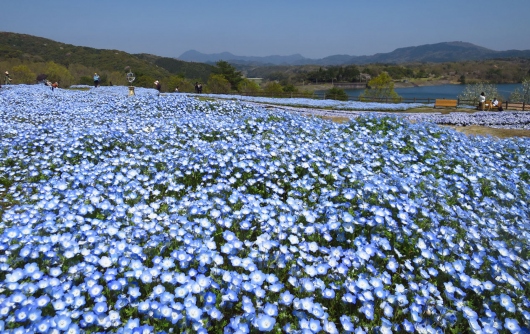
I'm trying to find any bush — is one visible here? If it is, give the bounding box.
[509,79,530,103]
[325,87,348,101]
[359,72,401,102]
[206,74,231,94]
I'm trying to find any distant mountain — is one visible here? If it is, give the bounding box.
[179,50,308,66]
[179,42,530,66]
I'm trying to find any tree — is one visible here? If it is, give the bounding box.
[206,74,231,94]
[343,65,361,82]
[282,84,298,93]
[325,87,348,101]
[237,79,261,94]
[45,61,74,87]
[167,75,194,93]
[359,72,400,102]
[509,78,530,103]
[12,65,35,84]
[213,60,243,91]
[263,82,284,96]
[458,82,500,105]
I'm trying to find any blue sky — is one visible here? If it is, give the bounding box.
[1,0,529,59]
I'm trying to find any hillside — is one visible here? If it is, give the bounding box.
[0,32,213,83]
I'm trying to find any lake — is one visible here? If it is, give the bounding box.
[319,83,523,100]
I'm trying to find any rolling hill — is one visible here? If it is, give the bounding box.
[179,42,530,66]
[0,32,214,82]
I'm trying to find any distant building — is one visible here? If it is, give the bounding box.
[247,78,263,84]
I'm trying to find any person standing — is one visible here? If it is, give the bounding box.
[52,82,58,91]
[154,80,161,96]
[478,92,486,111]
[93,73,100,88]
[5,71,12,85]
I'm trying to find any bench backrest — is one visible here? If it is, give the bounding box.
[435,99,458,106]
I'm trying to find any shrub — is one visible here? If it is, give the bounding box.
[325,87,348,101]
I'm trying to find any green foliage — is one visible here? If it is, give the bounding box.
[263,82,284,95]
[237,79,261,94]
[0,32,211,87]
[45,61,75,87]
[206,74,231,94]
[458,82,500,104]
[359,72,401,102]
[167,75,195,93]
[325,87,348,101]
[282,84,298,93]
[134,74,156,89]
[11,65,35,84]
[213,60,243,91]
[150,57,213,82]
[384,65,414,80]
[509,78,530,103]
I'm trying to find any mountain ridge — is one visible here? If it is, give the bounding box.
[179,41,530,66]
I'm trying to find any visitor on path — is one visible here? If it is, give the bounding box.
[195,82,199,93]
[175,86,179,92]
[93,73,100,88]
[5,71,12,85]
[52,82,58,91]
[154,80,161,96]
[478,92,486,111]
[198,83,203,93]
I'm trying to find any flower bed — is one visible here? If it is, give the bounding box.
[0,85,529,333]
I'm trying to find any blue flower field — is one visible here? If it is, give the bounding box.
[0,85,529,333]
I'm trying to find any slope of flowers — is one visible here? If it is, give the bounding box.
[196,93,431,111]
[0,85,529,333]
[407,111,530,130]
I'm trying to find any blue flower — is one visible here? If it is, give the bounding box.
[504,318,521,333]
[255,314,276,332]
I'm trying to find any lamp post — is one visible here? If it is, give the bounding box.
[127,70,136,96]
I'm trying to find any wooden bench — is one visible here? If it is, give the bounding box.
[484,100,502,111]
[434,99,458,108]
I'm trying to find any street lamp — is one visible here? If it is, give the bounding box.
[127,70,136,96]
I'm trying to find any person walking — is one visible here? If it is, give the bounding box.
[51,82,58,91]
[5,71,12,85]
[93,73,100,88]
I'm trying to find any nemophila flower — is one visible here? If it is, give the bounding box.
[93,301,108,314]
[279,290,295,305]
[499,294,516,312]
[128,286,141,298]
[504,318,521,333]
[186,305,203,321]
[255,314,276,332]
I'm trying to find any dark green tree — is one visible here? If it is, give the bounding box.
[213,60,243,91]
[325,87,348,101]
